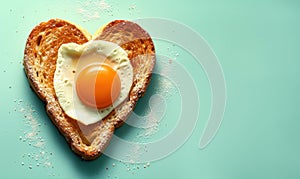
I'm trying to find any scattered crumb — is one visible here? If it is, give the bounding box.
[128,3,140,17]
[77,0,114,22]
[17,101,54,173]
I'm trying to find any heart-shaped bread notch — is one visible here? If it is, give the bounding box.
[23,19,155,160]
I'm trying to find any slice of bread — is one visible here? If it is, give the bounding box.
[23,19,155,160]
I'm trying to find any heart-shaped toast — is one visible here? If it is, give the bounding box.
[23,19,155,160]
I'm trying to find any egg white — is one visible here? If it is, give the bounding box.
[53,40,133,125]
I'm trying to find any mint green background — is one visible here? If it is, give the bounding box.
[1,0,300,178]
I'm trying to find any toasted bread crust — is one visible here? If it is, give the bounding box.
[23,19,155,160]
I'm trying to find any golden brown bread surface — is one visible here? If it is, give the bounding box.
[23,19,155,160]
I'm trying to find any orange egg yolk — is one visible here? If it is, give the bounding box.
[76,64,121,109]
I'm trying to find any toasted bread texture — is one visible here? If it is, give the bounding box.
[23,19,155,160]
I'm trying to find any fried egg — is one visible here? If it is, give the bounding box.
[53,40,133,125]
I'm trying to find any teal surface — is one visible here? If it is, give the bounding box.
[1,0,300,178]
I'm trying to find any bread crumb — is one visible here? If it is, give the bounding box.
[77,0,114,21]
[18,101,55,172]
